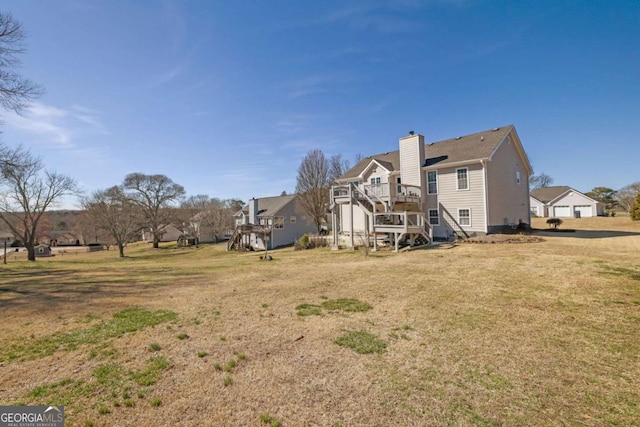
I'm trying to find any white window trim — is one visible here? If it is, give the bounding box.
[428,208,439,226]
[458,208,471,227]
[456,167,469,191]
[516,171,521,185]
[427,171,438,195]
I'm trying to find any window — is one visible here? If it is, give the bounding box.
[370,177,381,185]
[396,177,402,194]
[274,216,284,229]
[290,216,296,224]
[458,209,471,226]
[456,168,469,190]
[427,171,437,194]
[516,171,521,185]
[259,217,270,226]
[428,209,439,226]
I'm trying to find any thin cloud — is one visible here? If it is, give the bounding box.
[148,64,186,87]
[4,101,109,148]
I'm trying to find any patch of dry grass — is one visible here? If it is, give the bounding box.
[1,219,639,426]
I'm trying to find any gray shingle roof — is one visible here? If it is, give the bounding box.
[237,194,297,217]
[530,186,572,203]
[339,125,514,180]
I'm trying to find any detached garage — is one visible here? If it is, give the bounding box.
[530,186,605,218]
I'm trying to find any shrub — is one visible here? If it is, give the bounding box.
[295,234,311,250]
[632,194,640,221]
[546,218,563,229]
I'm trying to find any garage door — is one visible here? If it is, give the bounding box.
[574,205,593,218]
[553,206,571,217]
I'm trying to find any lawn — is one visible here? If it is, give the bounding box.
[1,217,639,426]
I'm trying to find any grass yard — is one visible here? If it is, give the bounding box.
[1,217,639,426]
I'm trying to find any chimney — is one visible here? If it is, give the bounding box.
[399,132,426,209]
[248,198,258,225]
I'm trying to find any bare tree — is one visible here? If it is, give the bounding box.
[82,186,143,257]
[617,182,640,213]
[123,173,185,248]
[0,12,43,116]
[329,154,350,184]
[529,173,554,190]
[0,146,79,261]
[180,195,238,243]
[295,149,330,233]
[72,210,111,245]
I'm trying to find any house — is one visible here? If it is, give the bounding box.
[141,224,186,243]
[227,194,317,250]
[330,125,533,250]
[40,231,82,246]
[530,186,605,218]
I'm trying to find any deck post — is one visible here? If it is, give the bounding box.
[349,183,355,249]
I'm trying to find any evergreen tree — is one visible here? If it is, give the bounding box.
[631,193,640,221]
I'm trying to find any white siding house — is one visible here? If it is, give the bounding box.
[530,186,605,218]
[331,125,533,250]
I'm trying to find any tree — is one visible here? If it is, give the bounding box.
[295,149,330,233]
[72,211,111,245]
[82,186,143,257]
[328,154,350,184]
[529,173,553,189]
[617,182,640,213]
[123,173,185,248]
[0,146,79,261]
[586,187,618,214]
[631,193,640,221]
[0,13,43,116]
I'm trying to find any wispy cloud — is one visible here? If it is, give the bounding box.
[3,102,109,148]
[286,73,353,99]
[148,63,187,88]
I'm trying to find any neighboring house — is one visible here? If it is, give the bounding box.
[331,125,533,250]
[141,224,186,243]
[228,194,317,250]
[530,186,605,218]
[41,231,82,246]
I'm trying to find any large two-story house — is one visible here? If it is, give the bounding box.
[330,125,533,250]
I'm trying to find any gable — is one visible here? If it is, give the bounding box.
[550,189,599,206]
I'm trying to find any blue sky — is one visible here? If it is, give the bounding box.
[1,0,639,207]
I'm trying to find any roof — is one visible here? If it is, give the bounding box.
[0,231,14,240]
[339,125,516,180]
[530,186,572,203]
[237,194,297,217]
